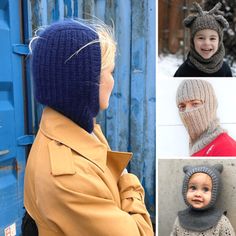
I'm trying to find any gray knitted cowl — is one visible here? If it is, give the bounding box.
[184,2,229,74]
[178,164,224,231]
[176,79,224,155]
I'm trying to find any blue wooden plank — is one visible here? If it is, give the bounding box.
[30,0,42,30]
[129,0,155,221]
[83,0,95,19]
[144,0,156,221]
[54,0,64,20]
[41,0,48,25]
[106,0,131,152]
[47,0,56,23]
[64,0,73,17]
[94,0,106,20]
[130,0,147,177]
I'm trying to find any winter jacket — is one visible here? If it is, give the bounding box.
[192,133,236,156]
[24,107,154,236]
[170,215,235,236]
[174,58,232,77]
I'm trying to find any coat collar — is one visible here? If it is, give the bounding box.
[40,107,132,176]
[40,107,108,171]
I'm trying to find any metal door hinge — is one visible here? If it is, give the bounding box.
[13,44,29,55]
[17,135,35,146]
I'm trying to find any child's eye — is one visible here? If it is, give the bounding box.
[189,186,196,190]
[203,187,209,192]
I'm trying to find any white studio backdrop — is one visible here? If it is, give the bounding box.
[156,78,236,157]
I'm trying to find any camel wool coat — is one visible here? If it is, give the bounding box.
[24,107,153,236]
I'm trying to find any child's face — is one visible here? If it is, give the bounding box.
[193,29,219,59]
[177,99,203,112]
[99,63,115,110]
[186,173,212,209]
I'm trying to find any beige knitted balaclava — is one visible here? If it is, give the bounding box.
[176,79,224,155]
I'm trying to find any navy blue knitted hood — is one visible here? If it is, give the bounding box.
[31,20,101,133]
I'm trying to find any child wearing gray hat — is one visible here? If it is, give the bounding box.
[174,2,232,77]
[170,164,235,236]
[176,79,236,156]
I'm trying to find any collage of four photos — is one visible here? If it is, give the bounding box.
[1,0,236,236]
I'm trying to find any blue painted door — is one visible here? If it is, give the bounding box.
[0,0,26,235]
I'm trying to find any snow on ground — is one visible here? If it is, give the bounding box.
[158,54,183,77]
[158,54,236,77]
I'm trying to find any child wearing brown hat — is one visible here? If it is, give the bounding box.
[176,79,236,156]
[170,164,235,235]
[174,2,232,77]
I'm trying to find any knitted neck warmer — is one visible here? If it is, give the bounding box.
[176,79,224,155]
[189,42,225,74]
[178,164,224,231]
[31,20,101,133]
[190,119,224,155]
[178,207,223,231]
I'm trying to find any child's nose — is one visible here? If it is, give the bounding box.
[194,190,202,197]
[204,38,211,45]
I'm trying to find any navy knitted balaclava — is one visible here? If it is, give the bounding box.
[178,164,224,231]
[31,20,101,133]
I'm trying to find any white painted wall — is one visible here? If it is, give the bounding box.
[156,78,236,157]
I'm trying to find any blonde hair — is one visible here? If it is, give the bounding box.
[95,22,116,70]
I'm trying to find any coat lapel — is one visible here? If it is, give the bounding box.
[40,107,107,171]
[40,107,132,177]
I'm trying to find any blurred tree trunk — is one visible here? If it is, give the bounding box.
[168,0,183,53]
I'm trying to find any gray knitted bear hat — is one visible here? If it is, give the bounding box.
[178,164,224,231]
[182,164,223,210]
[184,2,229,73]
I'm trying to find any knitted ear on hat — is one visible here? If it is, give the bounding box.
[31,20,101,133]
[183,2,229,41]
[182,164,223,210]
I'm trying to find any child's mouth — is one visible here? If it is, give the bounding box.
[201,48,212,52]
[192,199,203,203]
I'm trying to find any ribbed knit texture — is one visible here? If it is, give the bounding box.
[177,164,224,231]
[171,215,235,235]
[183,2,229,74]
[189,44,225,74]
[176,79,224,155]
[31,20,101,133]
